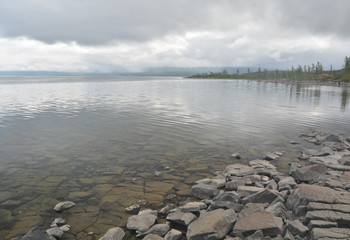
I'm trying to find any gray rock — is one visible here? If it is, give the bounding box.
[225,180,245,191]
[190,183,219,200]
[99,227,125,240]
[265,202,287,220]
[50,218,66,227]
[53,201,76,212]
[263,152,280,161]
[238,203,268,218]
[301,147,333,157]
[266,180,278,190]
[306,210,350,226]
[224,164,255,177]
[21,227,51,240]
[308,220,337,229]
[249,160,277,170]
[59,225,70,232]
[246,230,264,240]
[289,140,299,145]
[187,209,236,240]
[324,178,344,189]
[138,209,158,217]
[310,228,350,240]
[283,230,295,240]
[159,204,177,215]
[125,199,147,214]
[208,201,241,212]
[290,164,326,182]
[176,202,207,213]
[231,153,241,159]
[233,212,283,237]
[309,155,342,166]
[142,234,164,240]
[164,229,182,240]
[242,188,281,205]
[137,224,170,237]
[46,227,64,239]
[214,191,240,203]
[154,171,161,177]
[278,177,297,189]
[127,214,157,232]
[166,211,197,226]
[286,219,308,237]
[307,202,350,213]
[339,155,350,165]
[237,186,264,197]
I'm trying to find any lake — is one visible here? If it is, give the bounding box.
[0,76,350,239]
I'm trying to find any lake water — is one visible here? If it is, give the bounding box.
[0,76,350,239]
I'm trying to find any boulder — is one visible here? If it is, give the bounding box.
[99,227,125,240]
[224,164,255,177]
[238,203,268,218]
[50,218,66,227]
[187,209,236,240]
[166,211,197,227]
[190,183,219,200]
[246,230,264,240]
[233,212,283,237]
[290,164,327,182]
[214,191,240,203]
[127,214,157,232]
[21,227,51,240]
[286,219,308,237]
[208,201,240,212]
[138,209,158,217]
[137,224,170,237]
[164,229,182,240]
[53,201,76,212]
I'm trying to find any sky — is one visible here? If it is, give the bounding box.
[0,0,349,73]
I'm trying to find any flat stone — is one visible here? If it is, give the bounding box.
[249,160,276,170]
[278,177,297,189]
[263,152,280,161]
[166,211,197,226]
[137,223,170,237]
[224,164,255,177]
[177,202,207,213]
[308,202,350,213]
[214,191,240,203]
[159,204,177,215]
[246,230,264,240]
[237,186,264,197]
[53,201,76,212]
[265,202,287,220]
[138,209,158,217]
[238,203,268,218]
[187,209,236,240]
[164,229,182,240]
[286,219,308,237]
[308,220,337,229]
[301,147,333,157]
[190,183,219,200]
[286,184,350,211]
[266,180,278,190]
[233,212,283,236]
[339,155,350,165]
[310,228,350,240]
[99,227,125,240]
[142,234,164,240]
[242,188,281,205]
[21,227,51,240]
[127,213,157,232]
[324,178,344,189]
[290,164,326,182]
[306,210,350,226]
[46,227,64,239]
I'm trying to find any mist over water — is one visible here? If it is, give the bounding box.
[0,76,349,239]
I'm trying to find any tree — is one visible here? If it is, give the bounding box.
[344,56,350,74]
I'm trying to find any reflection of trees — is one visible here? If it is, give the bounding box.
[341,88,350,110]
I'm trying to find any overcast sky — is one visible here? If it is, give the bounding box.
[0,0,349,72]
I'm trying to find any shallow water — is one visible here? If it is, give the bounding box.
[0,77,349,239]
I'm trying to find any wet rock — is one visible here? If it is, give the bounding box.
[176,201,207,213]
[125,199,148,214]
[99,227,125,240]
[278,177,297,189]
[190,183,219,200]
[46,227,64,239]
[236,186,263,197]
[138,209,158,217]
[187,209,236,240]
[233,212,283,237]
[166,211,197,227]
[308,220,337,229]
[164,229,182,240]
[53,201,76,212]
[142,234,164,240]
[137,223,170,237]
[290,164,326,182]
[263,152,280,161]
[231,153,241,159]
[224,164,255,177]
[286,219,308,237]
[242,188,281,205]
[306,210,350,226]
[310,228,350,240]
[127,214,157,232]
[286,184,350,211]
[50,218,66,227]
[21,227,52,240]
[159,204,177,215]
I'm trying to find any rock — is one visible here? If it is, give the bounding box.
[286,219,308,237]
[208,201,241,212]
[46,227,64,239]
[99,227,125,240]
[286,184,350,211]
[266,180,278,190]
[137,223,170,237]
[249,160,276,170]
[324,178,344,189]
[242,188,281,205]
[176,202,207,213]
[166,211,197,226]
[236,186,264,197]
[225,180,245,191]
[233,212,283,237]
[308,220,337,229]
[265,202,287,220]
[53,201,76,212]
[224,164,255,177]
[21,227,51,240]
[289,140,299,145]
[138,209,158,217]
[59,225,70,232]
[238,203,268,218]
[164,229,182,240]
[307,202,350,213]
[50,218,66,227]
[190,183,219,200]
[263,152,280,161]
[142,234,164,240]
[154,171,161,177]
[246,230,264,240]
[309,155,342,166]
[301,147,333,157]
[306,210,350,226]
[127,214,157,232]
[231,153,241,159]
[125,199,147,214]
[278,177,297,189]
[310,228,350,240]
[339,155,350,165]
[159,204,177,215]
[187,209,236,240]
[283,230,295,240]
[290,164,326,182]
[214,191,240,203]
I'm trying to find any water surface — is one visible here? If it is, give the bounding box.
[0,76,349,239]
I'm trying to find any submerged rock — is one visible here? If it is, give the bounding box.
[224,164,255,177]
[53,201,76,212]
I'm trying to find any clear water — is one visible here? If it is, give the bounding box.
[0,76,349,239]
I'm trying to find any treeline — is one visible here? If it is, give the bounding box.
[190,56,350,82]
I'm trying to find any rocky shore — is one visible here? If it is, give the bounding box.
[14,131,350,240]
